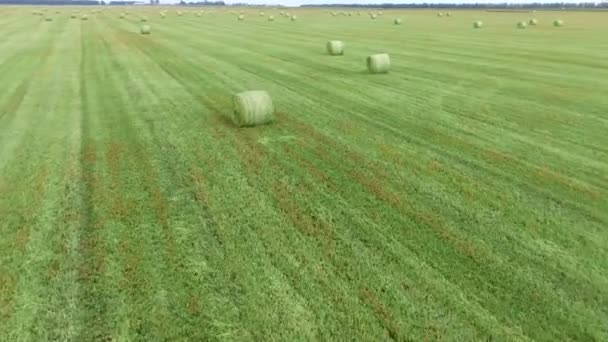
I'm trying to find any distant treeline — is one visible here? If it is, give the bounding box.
[178,0,226,5]
[301,3,608,9]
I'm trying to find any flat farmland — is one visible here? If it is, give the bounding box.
[0,6,607,341]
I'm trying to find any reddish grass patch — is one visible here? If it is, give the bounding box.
[359,286,400,340]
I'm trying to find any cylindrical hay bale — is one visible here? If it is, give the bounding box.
[437,12,443,17]
[141,17,147,22]
[370,13,377,20]
[394,18,402,25]
[367,53,390,74]
[238,14,244,21]
[268,15,275,21]
[326,40,344,56]
[554,19,563,27]
[160,13,165,18]
[446,12,451,17]
[529,18,538,25]
[259,11,264,16]
[141,25,151,34]
[517,21,527,29]
[71,14,77,18]
[291,15,297,21]
[45,17,53,21]
[81,14,88,20]
[473,21,483,28]
[378,11,383,15]
[232,91,274,127]
[120,13,125,18]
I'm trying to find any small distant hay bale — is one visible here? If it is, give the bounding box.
[141,24,151,34]
[394,18,402,25]
[529,18,538,25]
[291,15,297,21]
[268,15,275,21]
[517,21,527,29]
[331,12,337,16]
[554,19,563,27]
[71,14,77,19]
[160,13,166,18]
[177,11,182,16]
[45,17,53,21]
[259,11,265,16]
[367,53,390,74]
[446,12,451,17]
[326,40,344,55]
[81,14,88,20]
[238,14,244,21]
[120,13,125,18]
[141,17,147,22]
[378,11,383,15]
[370,13,377,20]
[232,91,274,127]
[473,21,483,28]
[437,12,443,17]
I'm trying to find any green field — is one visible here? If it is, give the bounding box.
[0,6,607,341]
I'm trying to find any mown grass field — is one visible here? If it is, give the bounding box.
[0,5,607,341]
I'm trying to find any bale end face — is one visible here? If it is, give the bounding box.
[140,25,151,34]
[394,18,402,25]
[473,21,483,28]
[554,19,564,27]
[326,40,344,56]
[232,91,274,127]
[268,15,275,21]
[367,53,390,74]
[238,15,244,21]
[517,21,527,29]
[529,18,538,25]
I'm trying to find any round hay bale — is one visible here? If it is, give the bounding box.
[45,17,53,22]
[141,24,151,34]
[529,18,538,25]
[160,13,166,18]
[367,53,390,74]
[326,40,344,56]
[370,13,377,20]
[291,15,297,21]
[177,11,182,16]
[394,18,402,25]
[259,11,265,16]
[141,17,147,22]
[268,15,275,21]
[378,11,383,15]
[120,13,125,18]
[437,12,443,17]
[331,12,337,16]
[81,14,88,20]
[71,14,77,19]
[446,12,452,17]
[232,91,274,127]
[238,14,244,21]
[473,21,483,28]
[517,21,527,29]
[554,19,563,27]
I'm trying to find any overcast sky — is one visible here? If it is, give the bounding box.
[159,0,592,5]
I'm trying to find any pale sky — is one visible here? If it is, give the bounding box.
[159,0,593,5]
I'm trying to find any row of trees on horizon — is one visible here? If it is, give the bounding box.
[1,0,607,9]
